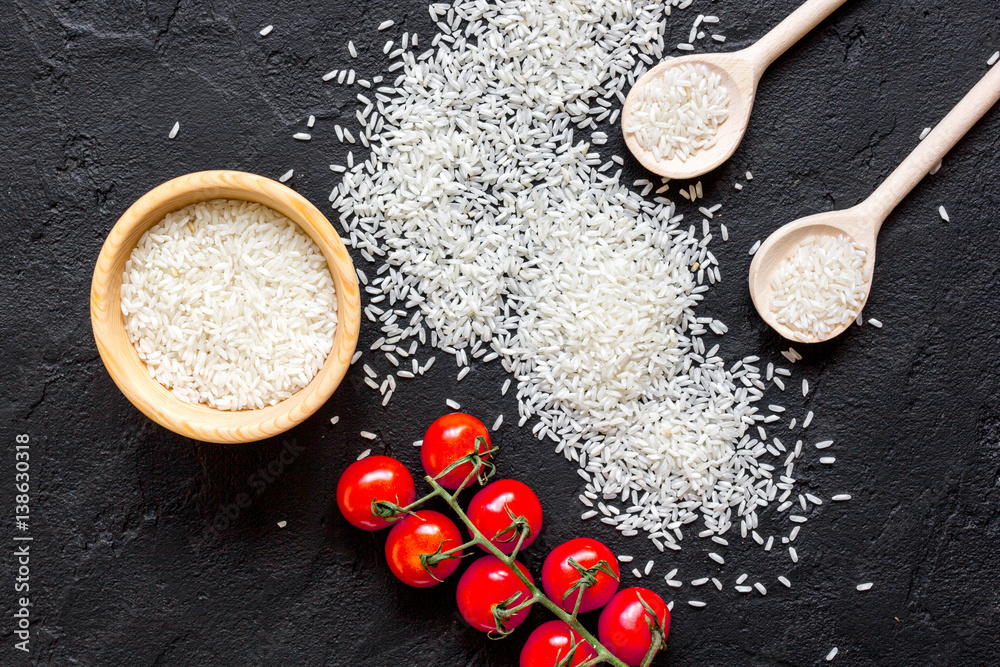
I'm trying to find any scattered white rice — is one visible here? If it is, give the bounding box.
[446,399,461,410]
[357,448,371,460]
[989,51,1000,67]
[939,205,950,222]
[327,0,834,561]
[826,647,839,661]
[259,24,273,36]
[330,416,340,425]
[856,582,873,591]
[624,63,730,162]
[279,169,294,182]
[120,200,337,411]
[688,600,706,608]
[293,132,311,141]
[832,494,852,502]
[360,431,377,440]
[770,234,868,338]
[378,19,395,30]
[778,576,791,588]
[168,121,180,139]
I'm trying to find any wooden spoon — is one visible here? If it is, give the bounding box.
[749,62,1000,344]
[622,0,849,180]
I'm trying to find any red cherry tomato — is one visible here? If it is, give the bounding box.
[598,587,671,667]
[541,537,620,613]
[421,413,492,489]
[456,555,534,633]
[384,510,464,588]
[467,479,543,555]
[336,456,416,531]
[519,620,597,667]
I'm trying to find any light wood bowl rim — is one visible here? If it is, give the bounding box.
[90,170,361,443]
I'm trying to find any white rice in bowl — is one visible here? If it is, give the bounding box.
[120,199,338,411]
[624,63,730,162]
[769,234,867,338]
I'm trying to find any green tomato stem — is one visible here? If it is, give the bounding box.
[496,591,542,619]
[504,521,531,560]
[639,626,664,667]
[399,489,442,513]
[423,476,633,667]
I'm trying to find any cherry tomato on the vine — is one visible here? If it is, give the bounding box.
[541,537,620,613]
[519,620,597,667]
[421,413,492,489]
[384,510,464,588]
[456,555,534,633]
[597,587,671,667]
[336,456,416,531]
[467,479,543,555]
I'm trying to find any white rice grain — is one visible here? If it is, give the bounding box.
[121,200,337,410]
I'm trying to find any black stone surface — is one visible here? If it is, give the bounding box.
[2,0,999,665]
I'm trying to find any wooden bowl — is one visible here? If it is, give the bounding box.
[91,170,361,443]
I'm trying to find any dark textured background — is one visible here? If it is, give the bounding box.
[2,0,999,665]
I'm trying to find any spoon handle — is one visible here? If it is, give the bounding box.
[861,62,1000,225]
[745,0,849,75]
